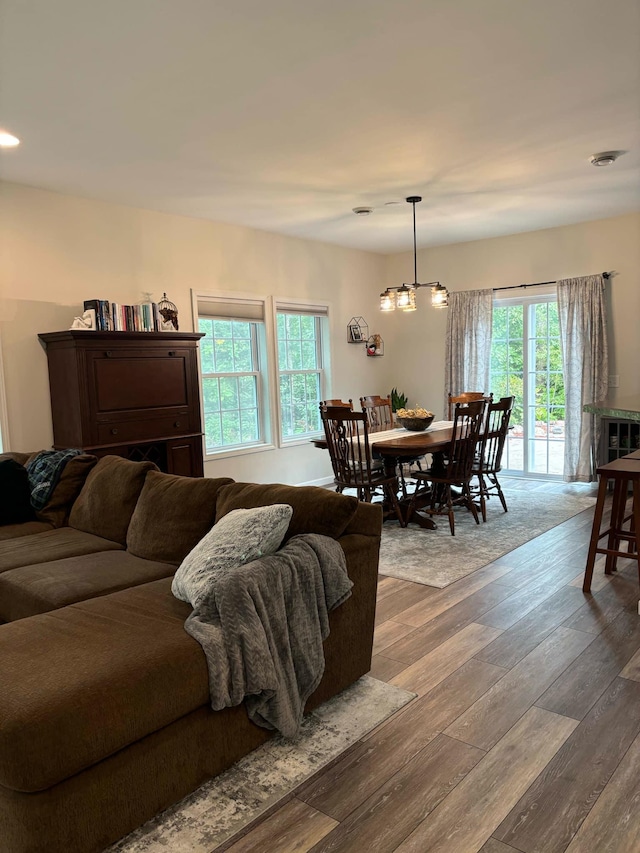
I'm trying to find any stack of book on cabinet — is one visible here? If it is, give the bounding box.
[84,300,162,331]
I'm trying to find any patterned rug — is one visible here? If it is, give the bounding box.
[107,677,415,852]
[379,485,596,588]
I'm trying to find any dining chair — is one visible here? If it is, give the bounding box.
[319,405,406,526]
[321,402,381,493]
[360,393,424,496]
[322,399,353,408]
[359,395,394,432]
[406,400,485,535]
[470,396,515,521]
[447,391,493,421]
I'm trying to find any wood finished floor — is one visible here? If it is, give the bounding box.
[218,479,640,853]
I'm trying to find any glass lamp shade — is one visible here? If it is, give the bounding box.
[401,287,417,312]
[431,283,449,308]
[379,289,396,311]
[396,285,412,310]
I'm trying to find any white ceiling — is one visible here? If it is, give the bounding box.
[1,0,639,253]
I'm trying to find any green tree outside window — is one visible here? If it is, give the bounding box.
[199,318,262,453]
[277,312,324,438]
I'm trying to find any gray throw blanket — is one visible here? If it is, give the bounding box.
[184,533,353,737]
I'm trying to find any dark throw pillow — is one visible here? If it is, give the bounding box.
[0,459,36,525]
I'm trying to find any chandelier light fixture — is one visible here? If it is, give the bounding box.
[379,196,449,312]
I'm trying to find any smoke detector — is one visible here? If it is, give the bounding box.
[590,151,623,167]
[352,206,373,216]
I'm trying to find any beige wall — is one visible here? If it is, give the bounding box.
[0,181,394,484]
[384,212,640,417]
[2,181,637,484]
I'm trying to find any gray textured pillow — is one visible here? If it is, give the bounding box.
[171,504,293,607]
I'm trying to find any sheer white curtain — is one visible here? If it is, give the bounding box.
[557,274,608,482]
[444,289,493,417]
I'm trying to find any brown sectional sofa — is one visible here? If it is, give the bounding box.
[0,454,381,853]
[0,451,98,542]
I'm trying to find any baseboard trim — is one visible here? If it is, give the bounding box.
[296,475,334,487]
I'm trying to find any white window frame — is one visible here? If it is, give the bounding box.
[192,290,275,461]
[272,298,331,447]
[200,322,263,452]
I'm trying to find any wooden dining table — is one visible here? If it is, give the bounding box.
[312,420,455,528]
[365,422,453,475]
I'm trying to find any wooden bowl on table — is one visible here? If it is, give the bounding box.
[396,414,434,432]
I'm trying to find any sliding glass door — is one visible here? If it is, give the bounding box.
[490,295,564,477]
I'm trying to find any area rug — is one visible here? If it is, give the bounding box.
[107,676,415,853]
[379,486,596,588]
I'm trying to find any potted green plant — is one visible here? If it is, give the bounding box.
[390,387,408,413]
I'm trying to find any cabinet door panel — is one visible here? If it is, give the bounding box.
[167,437,204,477]
[91,350,190,412]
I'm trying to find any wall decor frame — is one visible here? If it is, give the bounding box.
[366,334,384,357]
[346,316,368,344]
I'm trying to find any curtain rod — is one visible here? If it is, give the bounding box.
[493,271,610,293]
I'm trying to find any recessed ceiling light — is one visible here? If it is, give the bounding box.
[589,151,623,167]
[0,131,20,148]
[352,206,373,216]
[384,200,401,206]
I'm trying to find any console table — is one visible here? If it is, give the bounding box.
[39,330,205,477]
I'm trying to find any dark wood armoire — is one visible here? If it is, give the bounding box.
[38,330,205,476]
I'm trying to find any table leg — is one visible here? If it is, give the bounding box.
[383,455,437,529]
[406,503,437,530]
